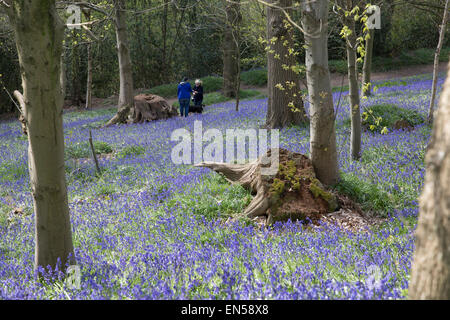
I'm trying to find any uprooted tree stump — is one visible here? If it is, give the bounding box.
[196,148,339,225]
[132,94,178,123]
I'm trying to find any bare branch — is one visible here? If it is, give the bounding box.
[13,90,25,114]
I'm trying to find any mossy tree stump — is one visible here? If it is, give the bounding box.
[196,148,339,225]
[132,94,178,123]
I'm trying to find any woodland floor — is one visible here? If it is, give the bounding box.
[0,64,445,299]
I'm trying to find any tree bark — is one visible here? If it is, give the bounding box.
[60,51,66,103]
[344,10,362,160]
[427,0,450,124]
[362,28,374,97]
[85,41,93,109]
[409,61,450,300]
[196,148,338,225]
[161,0,169,84]
[70,29,83,107]
[265,0,308,128]
[7,0,75,271]
[106,0,135,126]
[301,0,339,186]
[222,0,241,98]
[84,10,93,110]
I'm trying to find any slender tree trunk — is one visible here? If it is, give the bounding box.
[344,12,362,160]
[223,0,240,98]
[71,30,82,107]
[7,0,75,271]
[85,42,93,110]
[362,28,374,97]
[409,61,450,300]
[266,0,308,128]
[106,0,135,126]
[161,0,169,83]
[84,10,93,110]
[301,0,339,186]
[61,51,67,104]
[235,52,241,111]
[427,0,450,124]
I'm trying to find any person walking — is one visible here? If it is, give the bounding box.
[178,77,192,117]
[192,79,204,108]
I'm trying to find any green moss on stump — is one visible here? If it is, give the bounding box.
[309,178,339,212]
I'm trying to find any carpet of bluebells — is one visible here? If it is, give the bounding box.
[0,73,443,299]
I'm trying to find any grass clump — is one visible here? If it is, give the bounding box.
[374,80,407,89]
[333,172,394,216]
[362,104,424,133]
[117,145,146,159]
[240,69,268,86]
[66,141,114,159]
[0,161,28,182]
[166,173,251,220]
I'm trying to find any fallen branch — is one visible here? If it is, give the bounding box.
[89,130,101,174]
[13,90,27,135]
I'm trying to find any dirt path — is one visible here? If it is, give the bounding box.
[330,61,448,87]
[244,61,449,97]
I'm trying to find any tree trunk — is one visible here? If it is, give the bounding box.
[265,0,308,128]
[344,13,362,160]
[362,28,374,97]
[196,148,338,225]
[222,0,240,98]
[161,0,169,84]
[409,61,450,300]
[427,0,450,124]
[85,41,93,110]
[70,30,83,107]
[301,0,339,186]
[60,51,67,103]
[106,0,135,126]
[235,56,241,111]
[84,10,93,110]
[7,0,75,271]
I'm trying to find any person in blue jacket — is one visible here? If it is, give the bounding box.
[177,77,192,117]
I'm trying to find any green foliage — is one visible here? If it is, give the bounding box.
[362,104,424,133]
[240,69,268,86]
[166,173,251,220]
[389,4,445,53]
[372,48,450,72]
[374,80,407,89]
[94,179,116,196]
[240,56,266,71]
[329,60,349,74]
[238,89,262,99]
[309,178,338,211]
[201,76,225,92]
[117,145,146,159]
[333,173,394,216]
[329,48,450,74]
[172,89,261,107]
[0,203,7,229]
[0,161,28,183]
[270,178,286,196]
[66,141,114,159]
[146,76,224,99]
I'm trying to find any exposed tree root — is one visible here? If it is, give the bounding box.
[196,148,339,225]
[104,94,178,127]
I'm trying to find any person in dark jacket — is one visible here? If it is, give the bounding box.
[177,77,192,117]
[192,79,204,107]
